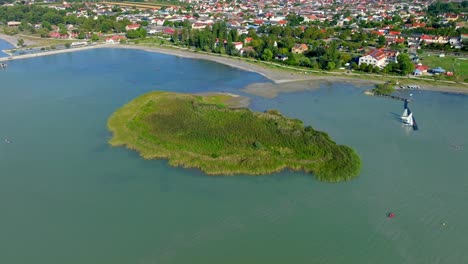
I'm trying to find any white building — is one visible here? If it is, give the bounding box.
[359,49,399,68]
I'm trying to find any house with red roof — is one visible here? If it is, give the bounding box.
[162,28,176,35]
[253,19,264,25]
[125,24,140,31]
[292,43,308,54]
[233,42,243,50]
[414,64,429,75]
[278,20,287,26]
[359,48,399,68]
[49,32,68,39]
[105,35,126,44]
[420,35,449,44]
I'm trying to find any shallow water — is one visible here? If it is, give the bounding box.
[1,48,467,264]
[0,39,13,57]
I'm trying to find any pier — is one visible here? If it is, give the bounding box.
[365,90,412,102]
[379,93,412,102]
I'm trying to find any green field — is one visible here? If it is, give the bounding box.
[107,91,361,182]
[420,54,468,81]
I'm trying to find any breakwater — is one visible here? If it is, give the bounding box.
[365,90,412,102]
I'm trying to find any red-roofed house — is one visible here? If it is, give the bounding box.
[126,24,140,31]
[233,42,243,50]
[105,35,126,44]
[359,48,399,68]
[162,28,176,35]
[292,43,308,54]
[420,35,449,44]
[253,19,264,25]
[416,64,429,72]
[49,32,68,39]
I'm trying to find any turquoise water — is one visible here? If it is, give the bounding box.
[1,48,468,264]
[0,39,13,57]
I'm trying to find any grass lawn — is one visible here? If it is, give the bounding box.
[419,54,468,81]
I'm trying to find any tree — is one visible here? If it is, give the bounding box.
[65,42,71,48]
[326,61,336,70]
[397,54,415,75]
[38,28,50,38]
[41,21,52,31]
[286,14,304,27]
[261,48,273,61]
[17,38,24,47]
[126,29,140,39]
[377,35,386,47]
[59,28,68,36]
[91,34,99,42]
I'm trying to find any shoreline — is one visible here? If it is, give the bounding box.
[1,35,467,95]
[0,33,36,47]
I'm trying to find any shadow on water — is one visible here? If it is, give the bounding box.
[389,112,402,122]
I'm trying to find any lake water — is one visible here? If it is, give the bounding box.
[0,38,13,57]
[1,45,468,264]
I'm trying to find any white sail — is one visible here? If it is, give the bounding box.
[407,113,413,126]
[402,108,408,117]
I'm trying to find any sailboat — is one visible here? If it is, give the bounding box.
[401,108,414,126]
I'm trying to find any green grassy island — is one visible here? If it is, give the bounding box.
[107,91,361,182]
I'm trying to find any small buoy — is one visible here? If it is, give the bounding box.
[387,212,395,218]
[442,222,446,226]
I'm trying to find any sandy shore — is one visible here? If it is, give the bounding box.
[1,37,467,96]
[116,44,308,84]
[0,33,36,47]
[115,45,468,96]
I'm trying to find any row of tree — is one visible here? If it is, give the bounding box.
[0,5,133,37]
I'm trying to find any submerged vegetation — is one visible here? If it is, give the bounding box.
[107,91,361,182]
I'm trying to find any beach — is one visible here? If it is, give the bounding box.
[1,34,467,96]
[0,33,36,47]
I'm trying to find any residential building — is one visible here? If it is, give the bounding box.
[359,48,399,68]
[291,43,308,54]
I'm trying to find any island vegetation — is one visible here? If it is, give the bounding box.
[107,91,361,182]
[371,81,396,95]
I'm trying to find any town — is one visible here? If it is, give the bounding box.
[1,0,467,83]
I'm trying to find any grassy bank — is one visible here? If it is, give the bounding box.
[107,91,361,182]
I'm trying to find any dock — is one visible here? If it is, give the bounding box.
[372,92,412,102]
[364,90,411,105]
